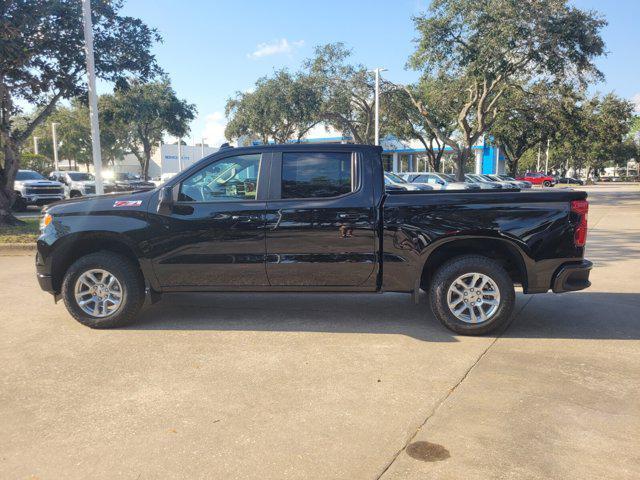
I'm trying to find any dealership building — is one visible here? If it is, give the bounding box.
[108,133,505,178]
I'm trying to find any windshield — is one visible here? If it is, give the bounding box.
[479,175,495,182]
[498,175,515,181]
[385,172,407,183]
[16,170,45,180]
[441,174,457,182]
[68,172,94,181]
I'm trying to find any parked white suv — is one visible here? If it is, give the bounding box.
[49,171,115,198]
[13,170,65,211]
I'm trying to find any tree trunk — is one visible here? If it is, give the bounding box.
[0,140,24,226]
[142,143,151,180]
[454,147,471,182]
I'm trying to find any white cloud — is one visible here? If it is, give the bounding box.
[633,93,640,113]
[247,38,304,59]
[202,112,228,148]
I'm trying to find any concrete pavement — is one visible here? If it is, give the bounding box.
[1,184,639,479]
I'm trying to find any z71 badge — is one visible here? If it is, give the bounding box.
[113,200,142,207]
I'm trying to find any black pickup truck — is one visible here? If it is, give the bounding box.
[36,144,592,335]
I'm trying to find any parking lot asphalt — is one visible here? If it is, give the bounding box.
[1,184,639,479]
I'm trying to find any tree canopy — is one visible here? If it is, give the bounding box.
[404,0,607,179]
[489,82,581,175]
[102,79,196,179]
[1,0,161,224]
[225,70,321,144]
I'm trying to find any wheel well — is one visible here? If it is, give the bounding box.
[420,238,527,290]
[51,235,142,293]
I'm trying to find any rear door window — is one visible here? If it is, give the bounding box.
[281,152,354,199]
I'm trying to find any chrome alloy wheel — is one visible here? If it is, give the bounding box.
[74,269,123,318]
[446,272,501,324]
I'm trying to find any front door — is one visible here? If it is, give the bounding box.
[265,149,377,287]
[150,152,269,288]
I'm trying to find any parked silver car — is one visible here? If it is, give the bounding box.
[400,172,481,190]
[464,174,503,190]
[487,174,532,189]
[384,172,433,191]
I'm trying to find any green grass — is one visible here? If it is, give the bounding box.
[0,217,40,244]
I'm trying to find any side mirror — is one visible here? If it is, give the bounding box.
[157,185,174,215]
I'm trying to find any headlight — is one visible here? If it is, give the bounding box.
[40,213,52,231]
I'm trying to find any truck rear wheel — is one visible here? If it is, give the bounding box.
[429,255,515,335]
[61,252,144,329]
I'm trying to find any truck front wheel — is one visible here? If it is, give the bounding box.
[429,255,515,335]
[61,252,145,329]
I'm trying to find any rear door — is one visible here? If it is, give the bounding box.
[264,148,377,287]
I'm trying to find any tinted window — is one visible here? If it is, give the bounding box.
[281,152,353,199]
[16,170,44,180]
[179,154,261,202]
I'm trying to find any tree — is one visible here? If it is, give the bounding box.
[489,83,581,175]
[306,43,383,144]
[383,75,458,172]
[1,0,160,224]
[405,0,606,180]
[548,93,635,178]
[102,79,196,179]
[225,69,321,144]
[23,97,129,171]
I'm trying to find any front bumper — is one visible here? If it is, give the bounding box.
[25,194,65,205]
[37,272,55,293]
[552,260,592,293]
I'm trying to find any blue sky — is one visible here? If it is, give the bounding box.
[115,0,640,145]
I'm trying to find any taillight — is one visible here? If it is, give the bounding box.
[571,199,589,247]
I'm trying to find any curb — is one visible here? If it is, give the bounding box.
[0,243,37,256]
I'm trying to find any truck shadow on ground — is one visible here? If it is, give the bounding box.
[130,291,640,341]
[585,229,640,266]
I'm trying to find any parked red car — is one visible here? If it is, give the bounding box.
[516,172,557,187]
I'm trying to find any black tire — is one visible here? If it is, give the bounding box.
[542,180,552,187]
[12,195,27,212]
[429,255,515,336]
[61,251,145,329]
[70,190,82,198]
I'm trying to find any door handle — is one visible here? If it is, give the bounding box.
[337,213,359,221]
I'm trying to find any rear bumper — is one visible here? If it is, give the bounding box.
[551,260,592,293]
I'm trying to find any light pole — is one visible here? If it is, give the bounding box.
[33,137,39,155]
[373,67,387,146]
[81,0,105,194]
[178,138,183,171]
[201,137,207,159]
[545,138,550,174]
[51,123,59,171]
